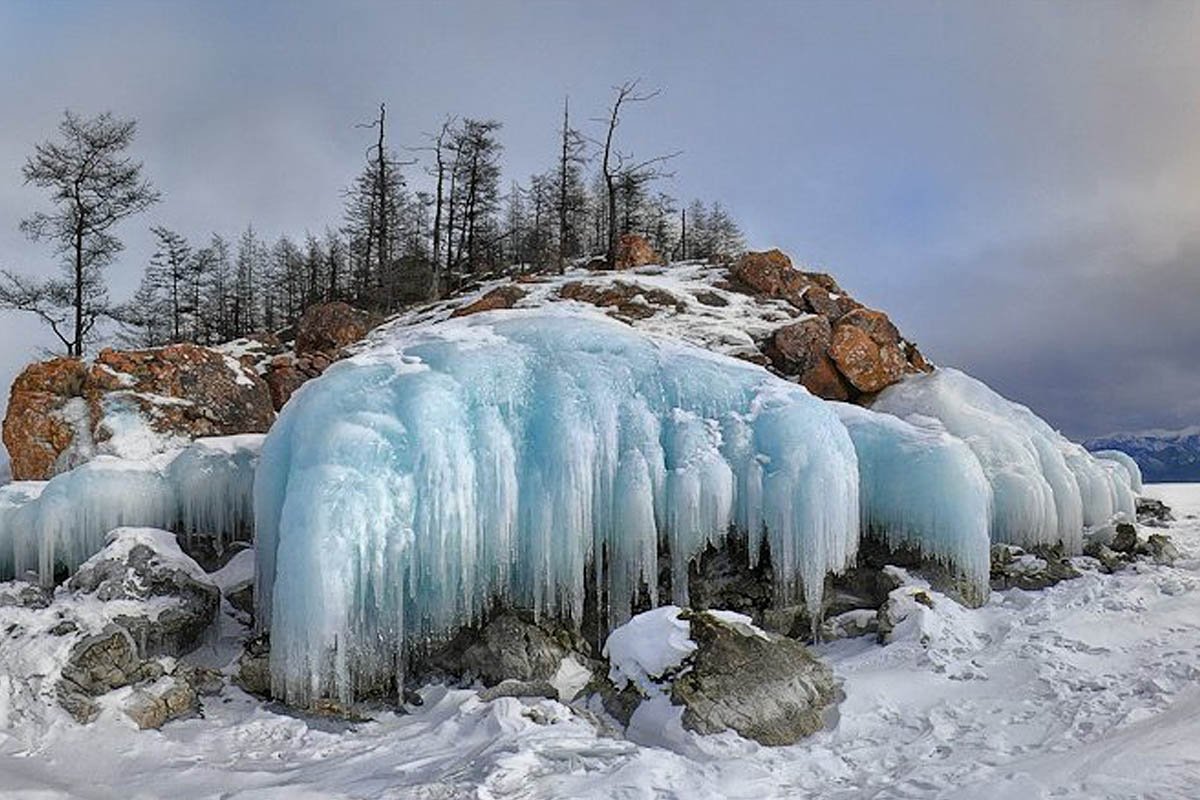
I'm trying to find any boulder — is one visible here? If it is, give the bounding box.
[235,633,272,697]
[67,528,219,659]
[829,322,907,394]
[1,358,92,481]
[123,677,198,730]
[1136,497,1174,526]
[3,345,274,480]
[262,352,331,410]
[1111,522,1139,554]
[990,543,1081,590]
[1147,533,1180,565]
[613,233,659,270]
[763,316,852,401]
[423,611,587,687]
[294,302,381,356]
[731,249,809,307]
[450,284,528,318]
[671,610,836,745]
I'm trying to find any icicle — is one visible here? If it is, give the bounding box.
[0,436,262,585]
[833,403,992,598]
[874,368,1135,551]
[254,311,861,706]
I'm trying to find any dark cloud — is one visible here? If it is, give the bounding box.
[1,1,1198,468]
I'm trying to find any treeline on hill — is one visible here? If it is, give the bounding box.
[0,81,744,355]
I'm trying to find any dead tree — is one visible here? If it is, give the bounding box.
[596,80,679,269]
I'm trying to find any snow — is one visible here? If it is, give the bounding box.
[873,368,1134,551]
[256,310,861,706]
[604,606,697,693]
[1093,449,1145,492]
[834,403,992,596]
[0,435,263,585]
[2,485,1197,798]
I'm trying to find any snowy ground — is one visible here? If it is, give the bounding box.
[2,484,1199,799]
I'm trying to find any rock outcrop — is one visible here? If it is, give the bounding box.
[0,529,225,725]
[450,285,529,318]
[3,345,274,480]
[729,249,929,399]
[671,610,836,745]
[250,302,382,410]
[294,302,381,356]
[66,528,220,658]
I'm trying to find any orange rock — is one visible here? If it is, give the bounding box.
[449,285,528,318]
[763,317,852,401]
[828,323,907,394]
[295,302,381,356]
[2,358,92,480]
[2,345,274,480]
[837,308,901,346]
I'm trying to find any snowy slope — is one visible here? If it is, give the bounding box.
[1086,427,1200,483]
[2,484,1197,799]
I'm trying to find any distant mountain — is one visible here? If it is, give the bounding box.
[1085,426,1200,483]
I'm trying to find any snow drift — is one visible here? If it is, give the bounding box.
[0,436,262,584]
[873,368,1135,550]
[254,311,862,705]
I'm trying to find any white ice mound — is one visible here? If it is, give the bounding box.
[254,310,860,705]
[873,368,1135,550]
[0,435,263,584]
[833,403,992,595]
[1092,449,1144,493]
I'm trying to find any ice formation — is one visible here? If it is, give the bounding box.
[873,369,1135,550]
[833,403,992,594]
[0,436,262,585]
[1092,449,1144,493]
[254,311,860,705]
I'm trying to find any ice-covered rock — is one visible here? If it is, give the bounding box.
[1092,449,1145,492]
[0,435,262,584]
[422,611,591,691]
[873,368,1135,551]
[834,402,992,602]
[255,310,861,706]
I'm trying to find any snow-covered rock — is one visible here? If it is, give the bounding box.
[602,606,837,746]
[0,528,221,729]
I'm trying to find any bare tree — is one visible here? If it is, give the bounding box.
[595,81,679,269]
[555,96,588,273]
[0,111,159,356]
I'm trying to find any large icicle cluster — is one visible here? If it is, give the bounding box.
[1092,449,1144,493]
[873,368,1135,550]
[254,311,861,705]
[832,403,992,592]
[0,435,262,584]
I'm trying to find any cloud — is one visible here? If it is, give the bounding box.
[0,1,1197,464]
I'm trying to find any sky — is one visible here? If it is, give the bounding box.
[1,0,1198,473]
